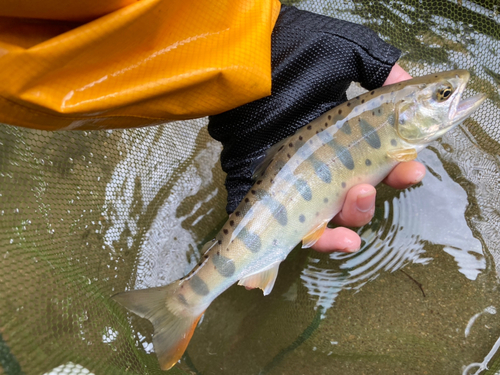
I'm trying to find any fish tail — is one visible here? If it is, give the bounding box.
[112,283,205,370]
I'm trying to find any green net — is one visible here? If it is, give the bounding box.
[1,1,499,374]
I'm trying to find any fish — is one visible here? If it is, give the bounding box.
[112,70,486,370]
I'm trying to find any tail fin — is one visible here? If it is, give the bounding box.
[112,284,204,370]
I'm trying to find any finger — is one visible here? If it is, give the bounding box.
[383,64,412,86]
[331,184,376,228]
[311,227,361,253]
[383,161,426,189]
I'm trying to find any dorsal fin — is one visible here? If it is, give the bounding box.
[250,137,289,180]
[199,239,217,255]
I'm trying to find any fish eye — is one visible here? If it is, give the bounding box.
[435,83,453,102]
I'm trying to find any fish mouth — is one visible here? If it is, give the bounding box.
[434,76,487,139]
[448,71,487,126]
[450,93,487,126]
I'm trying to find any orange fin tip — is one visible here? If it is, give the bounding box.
[387,148,418,162]
[112,283,205,371]
[302,222,328,248]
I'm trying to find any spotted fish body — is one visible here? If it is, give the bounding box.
[113,70,486,370]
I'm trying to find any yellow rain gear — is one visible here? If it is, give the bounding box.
[0,0,280,130]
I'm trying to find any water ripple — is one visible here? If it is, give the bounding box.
[301,148,486,315]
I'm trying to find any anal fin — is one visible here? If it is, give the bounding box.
[238,262,281,296]
[387,148,418,162]
[302,222,327,248]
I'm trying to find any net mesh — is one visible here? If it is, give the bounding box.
[1,1,499,374]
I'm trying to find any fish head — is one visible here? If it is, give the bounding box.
[393,70,486,145]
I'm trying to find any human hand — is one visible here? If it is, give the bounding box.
[311,161,426,252]
[311,64,422,253]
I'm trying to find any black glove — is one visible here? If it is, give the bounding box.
[208,5,401,214]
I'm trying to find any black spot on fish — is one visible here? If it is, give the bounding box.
[365,159,372,166]
[328,115,332,120]
[299,136,303,141]
[229,220,234,226]
[204,254,209,259]
[191,275,209,296]
[361,99,365,103]
[307,125,312,130]
[371,91,375,95]
[257,180,262,185]
[340,122,351,135]
[324,197,329,203]
[359,119,381,149]
[325,122,328,127]
[391,139,397,146]
[237,228,261,253]
[299,214,305,223]
[245,198,249,203]
[235,211,240,217]
[341,182,346,188]
[289,143,293,147]
[347,102,351,107]
[251,190,256,195]
[223,229,228,235]
[218,240,222,245]
[212,254,235,278]
[287,153,291,158]
[338,109,342,115]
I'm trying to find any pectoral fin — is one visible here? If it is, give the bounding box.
[387,148,418,162]
[238,262,281,296]
[302,222,328,248]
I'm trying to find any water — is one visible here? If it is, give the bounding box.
[1,1,499,374]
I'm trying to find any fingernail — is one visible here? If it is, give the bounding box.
[356,189,375,213]
[411,169,425,185]
[342,237,360,253]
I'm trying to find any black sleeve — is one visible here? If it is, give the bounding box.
[208,5,401,214]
